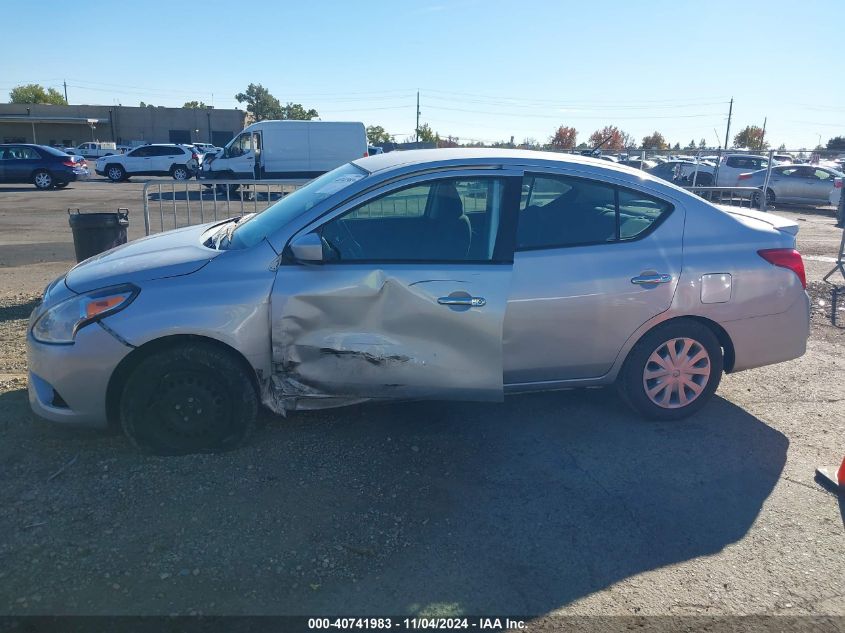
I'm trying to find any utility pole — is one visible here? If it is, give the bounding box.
[415,91,420,143]
[723,97,733,150]
[760,117,767,152]
[63,80,68,105]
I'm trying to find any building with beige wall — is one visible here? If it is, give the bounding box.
[0,103,245,148]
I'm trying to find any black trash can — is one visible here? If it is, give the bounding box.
[68,208,129,262]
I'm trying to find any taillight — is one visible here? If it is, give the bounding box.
[62,160,76,167]
[758,248,806,289]
[364,152,369,157]
[737,173,751,180]
[835,178,843,189]
[191,152,199,161]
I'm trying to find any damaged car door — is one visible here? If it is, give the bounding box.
[269,170,521,411]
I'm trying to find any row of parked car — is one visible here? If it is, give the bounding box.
[606,152,845,208]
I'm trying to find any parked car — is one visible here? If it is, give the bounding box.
[192,142,222,155]
[27,149,809,454]
[95,144,199,181]
[367,145,384,155]
[646,160,715,185]
[772,153,794,164]
[200,120,367,181]
[74,142,119,159]
[737,164,845,207]
[0,143,88,189]
[619,158,657,170]
[716,154,769,186]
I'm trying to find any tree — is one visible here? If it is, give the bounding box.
[183,101,207,109]
[588,125,631,151]
[10,83,66,105]
[672,142,681,150]
[777,143,787,151]
[549,126,577,150]
[826,136,845,151]
[699,138,707,149]
[279,102,318,120]
[235,83,282,121]
[733,125,769,151]
[366,125,392,145]
[641,131,668,150]
[139,102,156,108]
[416,123,437,143]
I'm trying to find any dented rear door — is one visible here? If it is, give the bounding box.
[268,169,521,410]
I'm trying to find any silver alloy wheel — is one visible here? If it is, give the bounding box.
[108,166,123,180]
[173,167,188,181]
[34,172,52,188]
[642,337,711,409]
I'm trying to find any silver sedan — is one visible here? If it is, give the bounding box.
[27,149,810,454]
[738,164,844,206]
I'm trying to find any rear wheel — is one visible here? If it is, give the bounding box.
[106,165,126,182]
[120,343,258,455]
[171,165,191,181]
[33,170,53,189]
[619,319,723,421]
[751,188,775,208]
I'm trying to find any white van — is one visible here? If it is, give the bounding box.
[200,120,367,181]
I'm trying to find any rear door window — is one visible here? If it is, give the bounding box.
[517,174,673,249]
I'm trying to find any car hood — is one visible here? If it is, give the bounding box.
[64,222,224,293]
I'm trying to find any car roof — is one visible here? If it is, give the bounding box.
[354,148,653,176]
[350,148,700,201]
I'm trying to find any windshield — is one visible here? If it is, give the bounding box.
[229,162,368,249]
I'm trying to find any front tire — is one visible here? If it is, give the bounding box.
[33,170,53,189]
[619,319,723,421]
[120,343,258,455]
[106,165,126,182]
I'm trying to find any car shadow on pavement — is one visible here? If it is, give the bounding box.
[0,386,787,616]
[283,391,788,614]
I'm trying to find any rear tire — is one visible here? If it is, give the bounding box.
[618,319,723,421]
[120,343,258,455]
[33,170,53,189]
[752,188,775,208]
[106,164,126,182]
[171,165,191,181]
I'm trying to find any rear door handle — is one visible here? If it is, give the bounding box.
[631,273,672,285]
[438,296,486,307]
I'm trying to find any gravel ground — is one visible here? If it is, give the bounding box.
[0,180,843,618]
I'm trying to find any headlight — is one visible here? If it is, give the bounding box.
[31,284,139,345]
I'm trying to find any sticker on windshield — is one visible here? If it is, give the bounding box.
[315,174,365,195]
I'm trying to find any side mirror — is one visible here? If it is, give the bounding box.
[289,232,324,263]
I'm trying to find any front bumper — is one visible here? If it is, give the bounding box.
[27,321,132,428]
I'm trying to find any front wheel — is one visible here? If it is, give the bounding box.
[120,343,258,455]
[106,165,126,182]
[618,319,723,421]
[33,170,53,189]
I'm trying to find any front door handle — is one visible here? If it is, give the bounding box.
[438,296,486,307]
[631,273,672,285]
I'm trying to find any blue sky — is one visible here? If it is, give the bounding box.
[2,0,842,149]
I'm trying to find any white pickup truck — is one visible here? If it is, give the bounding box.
[71,142,120,159]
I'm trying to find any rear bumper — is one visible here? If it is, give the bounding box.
[723,291,810,372]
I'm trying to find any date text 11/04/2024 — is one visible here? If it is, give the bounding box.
[307,618,526,630]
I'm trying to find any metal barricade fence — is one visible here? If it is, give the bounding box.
[142,179,307,235]
[683,186,759,207]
